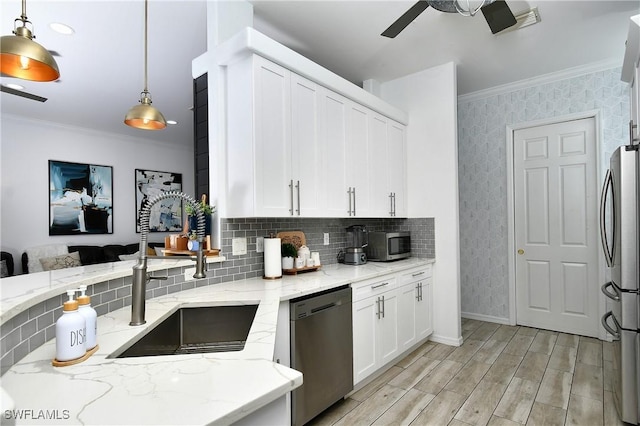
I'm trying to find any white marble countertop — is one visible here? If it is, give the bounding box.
[0,256,226,324]
[1,258,434,425]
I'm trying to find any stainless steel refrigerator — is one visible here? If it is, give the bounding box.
[600,144,639,425]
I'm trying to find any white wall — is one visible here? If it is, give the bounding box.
[378,62,462,345]
[0,115,194,273]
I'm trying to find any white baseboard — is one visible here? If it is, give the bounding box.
[429,333,463,347]
[461,312,512,325]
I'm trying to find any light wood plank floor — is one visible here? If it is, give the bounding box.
[309,319,623,426]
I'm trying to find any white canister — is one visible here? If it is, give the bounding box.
[295,257,305,269]
[311,252,321,265]
[298,245,310,261]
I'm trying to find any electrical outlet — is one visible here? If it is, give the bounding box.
[184,267,196,281]
[256,237,264,253]
[324,233,330,245]
[232,237,247,256]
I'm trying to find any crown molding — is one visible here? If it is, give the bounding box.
[458,59,623,104]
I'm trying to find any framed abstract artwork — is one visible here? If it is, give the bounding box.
[135,169,183,232]
[49,160,114,235]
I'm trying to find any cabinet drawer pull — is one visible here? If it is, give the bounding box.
[371,282,390,290]
[412,271,425,277]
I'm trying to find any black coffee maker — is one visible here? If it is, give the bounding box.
[344,225,368,265]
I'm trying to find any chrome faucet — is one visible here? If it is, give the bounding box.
[130,191,207,326]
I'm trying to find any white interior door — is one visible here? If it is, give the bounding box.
[514,117,599,337]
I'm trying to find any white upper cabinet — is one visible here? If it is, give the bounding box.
[225,53,406,218]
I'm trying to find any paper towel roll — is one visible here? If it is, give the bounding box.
[263,237,282,279]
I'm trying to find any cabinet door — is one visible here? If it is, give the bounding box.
[353,296,379,385]
[397,282,417,353]
[291,74,322,216]
[378,290,399,367]
[369,112,390,216]
[387,121,406,217]
[254,57,292,216]
[416,278,433,340]
[347,103,371,217]
[322,89,349,217]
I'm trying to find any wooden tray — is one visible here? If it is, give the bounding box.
[283,265,321,275]
[52,344,99,367]
[163,249,220,257]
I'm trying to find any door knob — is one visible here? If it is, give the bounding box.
[517,249,525,255]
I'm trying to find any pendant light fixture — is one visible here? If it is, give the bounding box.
[0,0,60,82]
[124,0,166,130]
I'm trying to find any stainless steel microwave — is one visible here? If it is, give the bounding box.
[366,232,411,262]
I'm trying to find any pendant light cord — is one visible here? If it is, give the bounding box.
[143,0,149,93]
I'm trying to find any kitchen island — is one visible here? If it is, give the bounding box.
[1,257,434,425]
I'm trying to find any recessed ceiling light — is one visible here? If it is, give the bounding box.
[50,22,75,35]
[3,83,25,91]
[166,120,178,125]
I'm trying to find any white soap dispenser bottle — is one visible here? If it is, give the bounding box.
[76,285,97,350]
[55,290,86,361]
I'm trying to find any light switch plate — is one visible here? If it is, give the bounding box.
[232,237,247,256]
[184,267,196,281]
[256,237,264,253]
[324,233,330,245]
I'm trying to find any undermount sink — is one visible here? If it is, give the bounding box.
[109,304,259,358]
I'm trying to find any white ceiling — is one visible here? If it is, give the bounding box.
[1,0,638,148]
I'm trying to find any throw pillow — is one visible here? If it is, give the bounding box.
[26,244,69,273]
[0,260,8,278]
[40,251,82,271]
[118,252,140,261]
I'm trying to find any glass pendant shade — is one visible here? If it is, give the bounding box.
[125,91,167,130]
[1,8,60,81]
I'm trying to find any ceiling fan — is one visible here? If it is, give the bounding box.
[381,0,517,38]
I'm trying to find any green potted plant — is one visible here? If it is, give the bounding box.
[185,194,215,236]
[281,243,297,270]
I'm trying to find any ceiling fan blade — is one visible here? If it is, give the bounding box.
[381,0,430,38]
[0,85,47,102]
[481,0,517,34]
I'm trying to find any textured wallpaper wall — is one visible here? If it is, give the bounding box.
[457,67,630,320]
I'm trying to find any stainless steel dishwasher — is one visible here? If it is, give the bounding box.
[290,285,353,426]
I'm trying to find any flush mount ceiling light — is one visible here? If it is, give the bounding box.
[124,0,166,130]
[0,0,60,82]
[454,0,489,17]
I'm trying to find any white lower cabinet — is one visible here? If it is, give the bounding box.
[353,265,433,386]
[352,275,398,385]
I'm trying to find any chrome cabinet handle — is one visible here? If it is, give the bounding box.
[601,281,620,301]
[601,311,620,340]
[630,120,639,144]
[347,187,352,216]
[415,283,420,301]
[353,187,356,216]
[393,192,396,217]
[389,192,393,216]
[381,295,385,318]
[419,282,423,301]
[412,271,425,277]
[289,180,294,216]
[295,180,300,216]
[376,296,381,319]
[371,282,390,290]
[599,169,615,267]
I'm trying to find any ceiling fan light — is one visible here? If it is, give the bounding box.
[1,27,60,82]
[125,91,167,130]
[454,0,489,17]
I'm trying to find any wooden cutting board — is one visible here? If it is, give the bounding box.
[276,231,306,249]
